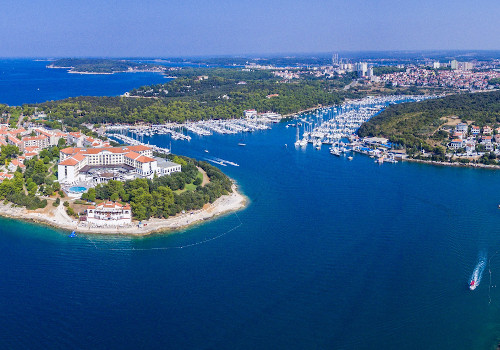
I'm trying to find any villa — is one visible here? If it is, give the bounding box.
[471,125,480,135]
[86,201,132,226]
[450,139,465,149]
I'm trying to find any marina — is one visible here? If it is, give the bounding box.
[106,133,172,154]
[291,95,436,160]
[105,96,436,166]
[104,113,282,144]
[293,95,433,147]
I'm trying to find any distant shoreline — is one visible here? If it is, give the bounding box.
[47,64,165,75]
[0,183,247,236]
[404,157,500,170]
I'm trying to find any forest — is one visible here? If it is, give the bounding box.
[358,90,500,152]
[48,58,164,73]
[81,155,233,221]
[33,69,348,125]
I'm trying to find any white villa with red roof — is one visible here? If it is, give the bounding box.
[86,201,132,226]
[58,145,181,184]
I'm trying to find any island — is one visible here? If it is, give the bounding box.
[47,58,167,74]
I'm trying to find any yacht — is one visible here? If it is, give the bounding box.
[330,147,341,156]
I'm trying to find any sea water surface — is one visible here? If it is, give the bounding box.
[2,60,500,349]
[0,59,169,105]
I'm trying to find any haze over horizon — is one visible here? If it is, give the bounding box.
[1,0,499,57]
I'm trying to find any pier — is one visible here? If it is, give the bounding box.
[103,113,282,142]
[106,133,171,155]
[292,95,436,154]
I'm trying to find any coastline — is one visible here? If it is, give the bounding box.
[0,183,247,236]
[404,157,500,170]
[47,65,164,75]
[282,105,327,118]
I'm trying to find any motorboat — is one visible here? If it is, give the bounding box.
[470,279,476,290]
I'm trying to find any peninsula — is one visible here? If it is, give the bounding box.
[47,58,166,74]
[358,90,500,166]
[0,183,246,236]
[0,118,245,235]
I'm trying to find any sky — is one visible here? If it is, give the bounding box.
[1,0,499,57]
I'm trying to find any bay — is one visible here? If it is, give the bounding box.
[1,60,500,349]
[0,59,170,106]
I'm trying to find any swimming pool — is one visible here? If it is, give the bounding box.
[68,186,87,193]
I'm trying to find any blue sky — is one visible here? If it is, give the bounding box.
[1,0,499,57]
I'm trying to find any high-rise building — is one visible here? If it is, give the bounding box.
[463,62,474,70]
[433,61,441,69]
[356,62,368,77]
[450,60,459,70]
[332,53,339,66]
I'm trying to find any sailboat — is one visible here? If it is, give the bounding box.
[294,125,301,147]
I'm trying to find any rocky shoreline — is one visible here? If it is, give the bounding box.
[404,157,500,170]
[0,183,247,236]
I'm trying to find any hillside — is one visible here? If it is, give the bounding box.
[358,90,500,151]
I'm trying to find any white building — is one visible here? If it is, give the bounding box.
[86,201,132,226]
[462,62,474,71]
[58,145,181,183]
[34,128,65,146]
[455,123,468,134]
[67,132,86,147]
[450,139,465,150]
[244,109,257,118]
[356,62,368,77]
[20,135,50,151]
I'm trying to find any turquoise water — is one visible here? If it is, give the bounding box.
[2,60,500,349]
[69,186,87,193]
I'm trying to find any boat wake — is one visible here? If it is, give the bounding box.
[470,251,487,290]
[204,157,239,167]
[205,158,227,166]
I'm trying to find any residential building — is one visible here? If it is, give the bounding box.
[450,139,465,149]
[20,135,50,151]
[67,132,86,147]
[8,158,25,172]
[356,62,368,77]
[455,123,468,134]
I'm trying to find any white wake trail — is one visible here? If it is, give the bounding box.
[470,251,487,290]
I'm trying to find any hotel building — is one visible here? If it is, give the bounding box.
[58,145,181,184]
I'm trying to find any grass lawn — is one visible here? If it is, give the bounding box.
[174,171,203,194]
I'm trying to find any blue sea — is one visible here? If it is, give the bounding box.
[0,59,170,105]
[1,59,500,349]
